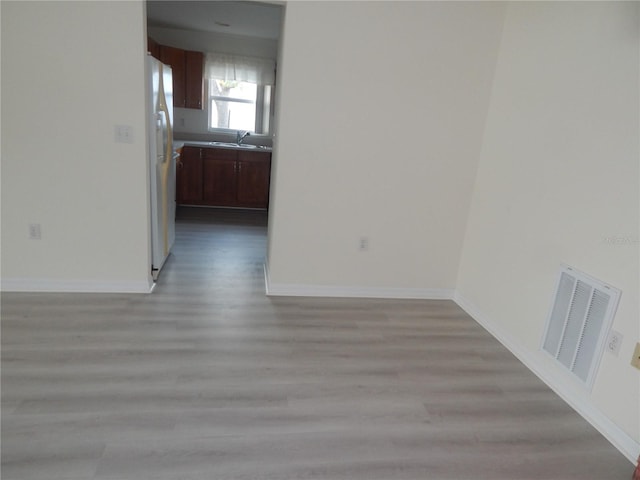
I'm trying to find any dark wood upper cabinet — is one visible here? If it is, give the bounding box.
[185,51,204,110]
[155,42,204,110]
[147,36,160,59]
[159,45,187,108]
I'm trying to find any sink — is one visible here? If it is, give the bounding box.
[208,142,257,149]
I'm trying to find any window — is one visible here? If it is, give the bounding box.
[209,80,272,134]
[205,53,275,135]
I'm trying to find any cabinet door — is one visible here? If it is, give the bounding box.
[159,45,186,108]
[185,51,204,110]
[237,151,271,208]
[203,149,237,206]
[176,147,203,204]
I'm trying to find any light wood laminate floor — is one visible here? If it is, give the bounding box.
[2,207,633,479]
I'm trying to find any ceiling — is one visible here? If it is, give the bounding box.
[146,1,283,40]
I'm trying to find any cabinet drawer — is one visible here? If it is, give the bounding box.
[202,148,237,162]
[237,151,271,163]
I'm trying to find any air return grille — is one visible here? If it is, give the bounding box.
[541,266,621,389]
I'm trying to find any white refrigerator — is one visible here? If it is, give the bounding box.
[147,55,176,281]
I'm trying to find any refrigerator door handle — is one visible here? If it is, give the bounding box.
[157,64,173,257]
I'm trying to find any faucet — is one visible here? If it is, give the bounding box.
[236,130,251,145]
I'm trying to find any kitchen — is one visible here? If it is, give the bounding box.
[146,1,284,277]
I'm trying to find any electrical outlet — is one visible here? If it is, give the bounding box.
[28,223,41,240]
[631,343,640,370]
[605,330,623,356]
[358,236,369,252]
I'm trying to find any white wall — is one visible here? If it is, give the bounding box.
[456,2,639,459]
[1,1,152,292]
[267,1,505,297]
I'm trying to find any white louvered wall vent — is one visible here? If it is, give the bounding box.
[541,265,621,389]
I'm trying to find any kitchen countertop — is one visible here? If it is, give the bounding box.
[175,140,272,152]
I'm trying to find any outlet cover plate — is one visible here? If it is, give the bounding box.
[631,342,640,370]
[605,330,623,356]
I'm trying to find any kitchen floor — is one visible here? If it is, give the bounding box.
[1,207,633,479]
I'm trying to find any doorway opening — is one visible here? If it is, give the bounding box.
[145,1,283,285]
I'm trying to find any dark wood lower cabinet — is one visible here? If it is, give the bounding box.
[176,146,271,209]
[203,149,236,206]
[176,146,203,204]
[237,152,271,208]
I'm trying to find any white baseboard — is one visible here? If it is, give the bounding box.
[1,277,154,294]
[263,264,453,300]
[453,290,639,464]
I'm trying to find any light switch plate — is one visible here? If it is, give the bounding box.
[28,223,41,240]
[115,125,134,143]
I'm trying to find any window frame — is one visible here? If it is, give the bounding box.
[207,79,273,136]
